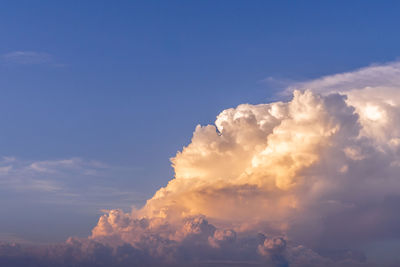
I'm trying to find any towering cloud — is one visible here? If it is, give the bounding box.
[3,61,400,266]
[86,62,400,266]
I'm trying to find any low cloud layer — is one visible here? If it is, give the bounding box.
[3,61,400,266]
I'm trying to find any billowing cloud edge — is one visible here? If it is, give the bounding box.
[3,61,400,266]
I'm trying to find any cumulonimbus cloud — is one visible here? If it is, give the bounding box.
[3,61,400,266]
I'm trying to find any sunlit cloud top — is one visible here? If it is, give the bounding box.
[3,61,400,266]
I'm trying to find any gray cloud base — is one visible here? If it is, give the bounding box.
[3,61,400,266]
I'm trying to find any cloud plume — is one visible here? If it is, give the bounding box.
[3,61,400,266]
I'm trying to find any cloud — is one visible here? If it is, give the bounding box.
[2,51,53,65]
[83,89,372,265]
[4,60,400,266]
[0,157,106,192]
[0,220,365,267]
[0,156,147,211]
[88,60,400,265]
[28,158,107,174]
[287,61,400,94]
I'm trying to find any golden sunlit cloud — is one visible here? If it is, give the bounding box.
[5,61,400,267]
[86,62,400,266]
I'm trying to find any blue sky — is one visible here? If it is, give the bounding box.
[1,1,400,243]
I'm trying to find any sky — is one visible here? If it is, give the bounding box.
[2,1,400,266]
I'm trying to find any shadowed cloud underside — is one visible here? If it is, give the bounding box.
[3,62,400,266]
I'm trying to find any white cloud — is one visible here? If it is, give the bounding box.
[2,61,400,266]
[2,51,52,65]
[84,60,400,266]
[0,156,146,215]
[287,61,400,94]
[28,158,106,174]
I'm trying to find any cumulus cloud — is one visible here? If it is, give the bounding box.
[3,61,400,266]
[85,89,371,265]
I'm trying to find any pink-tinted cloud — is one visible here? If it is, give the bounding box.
[4,61,400,266]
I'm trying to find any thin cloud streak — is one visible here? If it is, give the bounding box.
[287,60,400,93]
[0,156,146,210]
[2,51,52,65]
[0,157,106,192]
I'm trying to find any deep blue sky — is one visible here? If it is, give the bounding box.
[1,1,400,243]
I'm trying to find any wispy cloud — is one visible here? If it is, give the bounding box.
[0,157,108,192]
[28,158,107,174]
[286,61,400,94]
[2,51,52,65]
[79,60,400,266]
[0,156,146,210]
[260,76,297,89]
